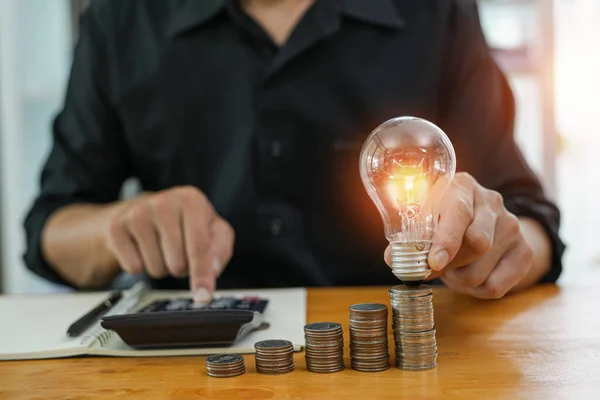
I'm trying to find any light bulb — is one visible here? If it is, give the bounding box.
[359,116,456,286]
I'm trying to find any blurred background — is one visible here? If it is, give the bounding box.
[0,0,598,294]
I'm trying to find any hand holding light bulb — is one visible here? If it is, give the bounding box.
[361,117,549,299]
[384,172,538,299]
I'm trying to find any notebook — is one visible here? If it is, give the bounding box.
[0,283,306,361]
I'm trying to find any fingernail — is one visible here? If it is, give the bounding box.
[432,250,449,270]
[193,287,211,304]
[213,256,221,275]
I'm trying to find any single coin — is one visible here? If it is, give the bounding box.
[304,322,342,332]
[206,354,244,364]
[350,303,388,312]
[254,339,293,350]
[389,285,432,296]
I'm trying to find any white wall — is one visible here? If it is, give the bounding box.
[0,0,73,293]
[554,0,600,284]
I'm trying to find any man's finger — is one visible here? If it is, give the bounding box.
[467,243,533,299]
[127,206,167,279]
[152,195,187,277]
[179,188,215,302]
[446,189,497,269]
[429,181,474,271]
[210,217,235,278]
[106,219,144,275]
[443,243,501,289]
[439,275,472,296]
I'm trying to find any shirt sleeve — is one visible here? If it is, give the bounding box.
[437,0,565,283]
[22,1,131,287]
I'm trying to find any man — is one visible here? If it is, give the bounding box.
[23,0,564,303]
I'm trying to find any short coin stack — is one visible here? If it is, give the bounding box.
[348,303,390,372]
[304,322,345,373]
[205,353,246,378]
[389,284,437,370]
[254,339,295,374]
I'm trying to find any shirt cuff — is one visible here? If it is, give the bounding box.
[503,196,565,284]
[22,198,78,288]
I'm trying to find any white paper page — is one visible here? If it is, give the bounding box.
[0,292,110,360]
[93,287,307,357]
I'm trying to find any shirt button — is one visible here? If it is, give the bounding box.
[269,218,283,236]
[270,141,282,158]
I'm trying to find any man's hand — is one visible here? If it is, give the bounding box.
[384,173,548,299]
[103,186,234,302]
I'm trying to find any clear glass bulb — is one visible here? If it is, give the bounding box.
[359,116,456,285]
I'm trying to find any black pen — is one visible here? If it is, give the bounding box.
[66,291,122,337]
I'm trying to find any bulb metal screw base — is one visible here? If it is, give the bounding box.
[390,241,432,285]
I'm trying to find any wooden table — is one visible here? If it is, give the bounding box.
[1,285,599,399]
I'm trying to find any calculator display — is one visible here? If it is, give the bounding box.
[137,297,269,313]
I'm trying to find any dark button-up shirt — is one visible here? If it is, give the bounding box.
[23,0,565,290]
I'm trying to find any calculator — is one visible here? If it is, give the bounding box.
[100,296,269,349]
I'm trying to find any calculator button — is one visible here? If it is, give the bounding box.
[237,301,253,310]
[166,299,190,311]
[141,300,170,312]
[209,297,238,309]
[220,297,239,309]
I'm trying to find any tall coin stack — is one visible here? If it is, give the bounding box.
[348,303,390,372]
[254,340,295,374]
[389,285,437,370]
[304,322,345,373]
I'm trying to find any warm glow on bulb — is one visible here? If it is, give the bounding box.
[385,172,431,210]
[359,116,456,284]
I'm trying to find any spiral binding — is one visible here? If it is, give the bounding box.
[80,282,148,347]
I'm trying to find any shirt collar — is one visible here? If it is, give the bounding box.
[167,0,225,37]
[341,0,405,29]
[167,0,405,38]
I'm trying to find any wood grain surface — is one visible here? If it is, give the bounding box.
[1,284,599,400]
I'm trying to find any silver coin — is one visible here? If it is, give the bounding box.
[393,324,435,331]
[206,368,246,378]
[389,284,432,295]
[254,339,293,350]
[398,364,436,371]
[351,362,390,372]
[255,347,294,357]
[389,295,433,301]
[350,303,388,312]
[306,348,344,355]
[256,367,295,374]
[304,322,342,332]
[392,320,434,326]
[305,330,343,337]
[306,360,345,368]
[390,293,432,300]
[390,302,433,309]
[206,353,244,364]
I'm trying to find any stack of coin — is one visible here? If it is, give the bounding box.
[304,322,345,373]
[254,339,295,374]
[389,284,437,370]
[205,353,246,377]
[348,303,390,372]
